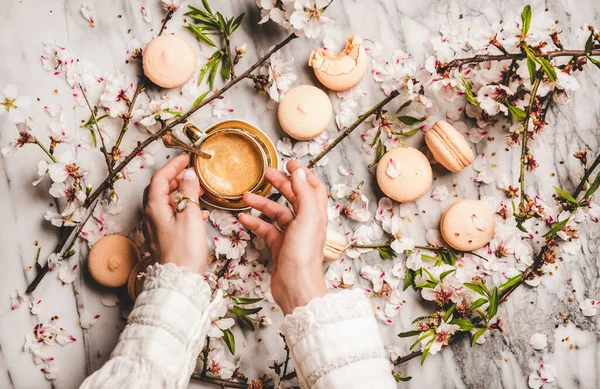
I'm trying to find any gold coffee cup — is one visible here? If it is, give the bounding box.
[163,119,278,210]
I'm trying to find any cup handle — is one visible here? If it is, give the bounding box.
[183,124,207,146]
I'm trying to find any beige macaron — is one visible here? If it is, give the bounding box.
[278,85,332,140]
[143,35,197,88]
[88,235,140,288]
[376,146,433,203]
[127,256,156,301]
[309,35,368,92]
[425,120,475,173]
[323,227,348,262]
[440,200,496,251]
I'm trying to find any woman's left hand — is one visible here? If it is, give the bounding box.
[142,154,210,274]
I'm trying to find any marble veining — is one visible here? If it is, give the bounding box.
[0,0,599,388]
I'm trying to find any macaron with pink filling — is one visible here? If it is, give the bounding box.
[376,146,433,203]
[425,120,475,173]
[440,199,496,251]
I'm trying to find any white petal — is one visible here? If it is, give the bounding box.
[386,158,400,178]
[529,333,548,350]
[337,165,353,176]
[431,185,449,201]
[472,213,489,231]
[101,293,119,307]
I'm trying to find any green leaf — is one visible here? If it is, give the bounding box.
[374,139,386,165]
[584,173,600,199]
[538,57,556,82]
[487,288,499,319]
[589,56,600,69]
[403,269,415,291]
[398,330,422,338]
[230,13,245,34]
[498,274,523,295]
[185,24,217,47]
[89,128,97,148]
[394,100,412,115]
[377,246,397,260]
[421,337,435,365]
[415,280,437,289]
[370,126,382,148]
[521,5,532,36]
[554,186,578,205]
[585,31,594,55]
[469,298,488,311]
[397,115,426,126]
[410,330,434,350]
[221,54,231,80]
[216,12,227,33]
[422,267,438,283]
[207,59,219,89]
[443,304,456,321]
[464,282,490,297]
[231,296,263,305]
[394,374,412,382]
[506,103,527,122]
[449,318,476,331]
[396,128,420,137]
[229,305,262,316]
[237,314,256,330]
[543,216,570,238]
[440,269,456,280]
[221,328,235,354]
[202,0,213,14]
[420,254,438,262]
[461,78,479,106]
[192,91,211,108]
[470,327,488,346]
[526,56,537,85]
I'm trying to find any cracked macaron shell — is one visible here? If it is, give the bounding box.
[425,120,475,173]
[309,35,368,92]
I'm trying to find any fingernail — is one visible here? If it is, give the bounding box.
[183,169,196,181]
[295,168,306,181]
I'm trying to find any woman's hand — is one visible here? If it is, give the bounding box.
[143,154,210,274]
[239,160,328,315]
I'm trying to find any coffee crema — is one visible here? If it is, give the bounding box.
[197,130,264,197]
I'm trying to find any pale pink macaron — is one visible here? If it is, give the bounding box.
[425,120,475,173]
[143,35,198,88]
[309,35,368,92]
[323,227,348,262]
[376,146,433,203]
[88,235,140,288]
[440,199,496,251]
[278,85,332,140]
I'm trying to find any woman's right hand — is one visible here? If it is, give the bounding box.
[238,160,328,315]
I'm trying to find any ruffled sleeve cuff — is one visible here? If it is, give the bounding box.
[280,289,395,389]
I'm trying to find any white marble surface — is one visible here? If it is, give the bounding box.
[1,0,600,388]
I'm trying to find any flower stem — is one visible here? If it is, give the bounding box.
[574,152,600,199]
[33,137,57,163]
[225,34,236,80]
[111,79,145,167]
[158,11,174,36]
[307,90,400,168]
[519,73,543,209]
[79,84,112,173]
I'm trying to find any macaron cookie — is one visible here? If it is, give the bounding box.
[309,35,368,91]
[278,85,332,140]
[127,256,156,301]
[425,120,475,173]
[376,146,433,202]
[88,235,140,288]
[440,200,496,251]
[143,35,197,88]
[323,227,348,262]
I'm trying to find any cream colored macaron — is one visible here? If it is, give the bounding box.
[278,85,332,140]
[143,35,197,88]
[127,256,155,301]
[440,200,496,251]
[376,146,433,203]
[425,120,475,173]
[88,235,140,288]
[309,35,368,92]
[323,227,348,262]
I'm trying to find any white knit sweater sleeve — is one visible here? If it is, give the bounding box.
[79,263,222,389]
[280,289,397,389]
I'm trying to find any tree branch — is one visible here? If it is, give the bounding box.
[79,84,112,173]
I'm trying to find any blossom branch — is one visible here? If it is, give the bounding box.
[33,137,57,164]
[158,10,174,36]
[111,79,145,167]
[78,84,112,173]
[225,35,236,80]
[439,49,600,72]
[307,90,400,168]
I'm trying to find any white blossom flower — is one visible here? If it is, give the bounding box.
[330,184,372,222]
[427,317,460,355]
[430,185,449,201]
[161,0,182,12]
[0,83,32,123]
[100,71,134,118]
[257,0,291,28]
[1,121,35,156]
[45,205,87,227]
[421,282,458,306]
[137,97,180,128]
[337,165,353,176]
[579,298,600,317]
[473,153,494,184]
[528,363,557,389]
[259,51,297,102]
[48,150,93,183]
[288,0,333,39]
[476,85,512,116]
[208,304,236,338]
[211,98,234,118]
[29,299,42,315]
[78,314,100,329]
[529,333,548,350]
[47,253,62,271]
[49,182,86,206]
[41,364,59,380]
